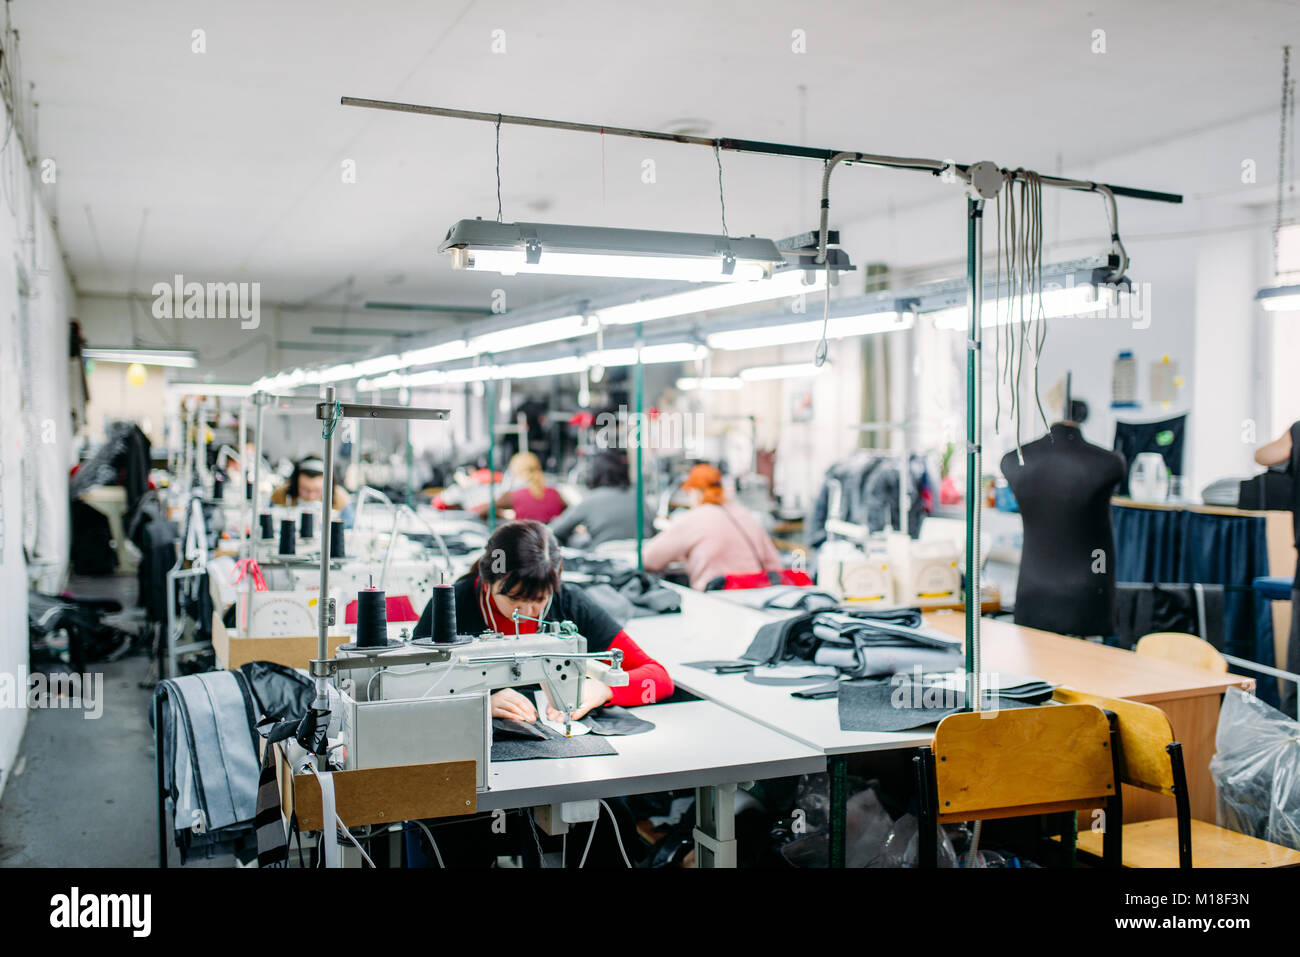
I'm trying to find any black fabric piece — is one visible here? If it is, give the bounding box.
[682,660,756,673]
[239,661,315,723]
[1237,468,1294,512]
[492,717,549,740]
[743,671,838,687]
[791,680,842,699]
[582,705,656,735]
[69,499,117,575]
[414,575,622,652]
[806,453,927,550]
[1003,423,1125,637]
[1113,582,1226,651]
[835,676,1050,733]
[1112,414,1186,497]
[490,719,618,762]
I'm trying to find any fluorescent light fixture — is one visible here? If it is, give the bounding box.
[440,220,785,282]
[595,267,828,326]
[1256,283,1300,312]
[677,376,743,391]
[399,339,473,366]
[591,342,708,367]
[931,283,1123,330]
[469,314,594,353]
[707,309,908,350]
[739,362,827,381]
[84,347,197,368]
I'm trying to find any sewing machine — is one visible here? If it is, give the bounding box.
[311,622,628,790]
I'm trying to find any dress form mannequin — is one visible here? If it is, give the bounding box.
[1001,422,1126,637]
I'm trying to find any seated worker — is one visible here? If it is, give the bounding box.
[550,450,651,547]
[407,519,672,867]
[642,463,781,590]
[414,518,673,720]
[271,456,349,510]
[473,452,567,523]
[1255,420,1300,715]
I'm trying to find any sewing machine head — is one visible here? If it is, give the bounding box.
[321,621,627,787]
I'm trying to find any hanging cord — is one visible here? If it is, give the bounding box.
[1277,46,1293,277]
[713,142,729,237]
[320,400,343,439]
[814,258,831,366]
[1028,171,1050,436]
[495,113,503,223]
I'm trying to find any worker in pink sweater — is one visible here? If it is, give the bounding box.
[642,463,782,589]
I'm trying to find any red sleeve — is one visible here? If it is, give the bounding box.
[604,631,674,707]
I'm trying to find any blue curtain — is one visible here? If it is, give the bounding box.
[1113,504,1276,706]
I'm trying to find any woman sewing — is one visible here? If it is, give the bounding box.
[407,519,673,866]
[1255,420,1300,715]
[413,518,673,721]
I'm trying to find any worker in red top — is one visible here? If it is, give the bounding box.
[414,518,674,720]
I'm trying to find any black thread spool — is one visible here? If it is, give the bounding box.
[430,583,457,644]
[356,586,388,649]
[329,519,346,559]
[299,511,314,540]
[278,519,296,556]
[259,512,275,539]
[245,479,253,502]
[212,473,225,500]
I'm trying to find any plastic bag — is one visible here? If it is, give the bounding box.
[778,775,896,867]
[870,813,957,868]
[1209,687,1300,850]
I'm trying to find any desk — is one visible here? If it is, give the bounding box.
[479,700,823,866]
[625,585,1254,854]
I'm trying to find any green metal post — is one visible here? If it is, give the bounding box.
[964,197,984,712]
[634,326,645,571]
[487,378,497,532]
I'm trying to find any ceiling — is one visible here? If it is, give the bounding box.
[16,0,1300,326]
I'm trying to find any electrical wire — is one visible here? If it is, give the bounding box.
[525,808,548,867]
[414,819,445,868]
[600,799,632,867]
[713,143,728,237]
[495,113,503,223]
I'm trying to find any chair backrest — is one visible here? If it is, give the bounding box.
[931,703,1116,823]
[1135,632,1227,673]
[1052,687,1178,796]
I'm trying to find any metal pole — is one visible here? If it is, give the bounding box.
[635,326,645,572]
[339,97,1183,205]
[487,378,497,532]
[964,198,984,712]
[248,397,266,634]
[316,386,336,709]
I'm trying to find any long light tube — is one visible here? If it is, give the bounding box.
[738,362,827,381]
[469,314,594,353]
[706,309,907,350]
[677,376,743,391]
[595,268,827,326]
[440,220,786,283]
[1256,283,1300,312]
[83,348,197,368]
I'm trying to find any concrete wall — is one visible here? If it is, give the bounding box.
[0,119,76,799]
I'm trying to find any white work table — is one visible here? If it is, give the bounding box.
[478,699,823,866]
[624,585,937,756]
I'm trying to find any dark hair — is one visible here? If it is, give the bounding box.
[588,451,629,490]
[289,457,332,497]
[466,519,562,600]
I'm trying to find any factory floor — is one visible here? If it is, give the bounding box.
[0,573,232,868]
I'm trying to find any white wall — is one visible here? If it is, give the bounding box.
[0,117,76,798]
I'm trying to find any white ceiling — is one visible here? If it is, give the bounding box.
[17,0,1300,319]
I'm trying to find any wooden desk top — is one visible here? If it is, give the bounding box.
[1111,496,1271,520]
[922,612,1255,704]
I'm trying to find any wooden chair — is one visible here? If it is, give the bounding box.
[1135,632,1228,673]
[1056,687,1300,868]
[913,703,1121,868]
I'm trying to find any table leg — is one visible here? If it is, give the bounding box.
[693,784,738,868]
[829,755,848,868]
